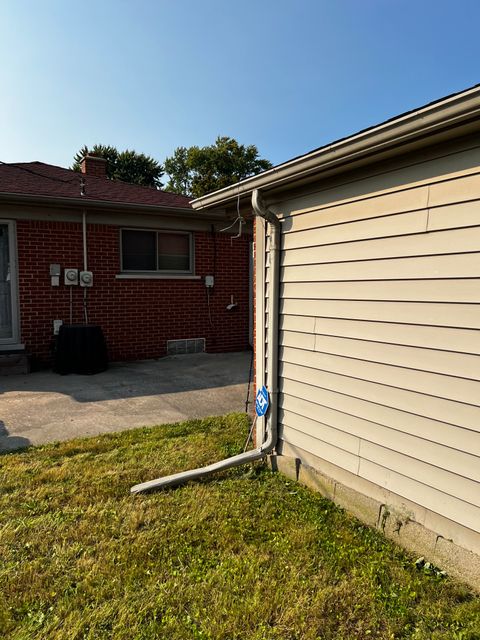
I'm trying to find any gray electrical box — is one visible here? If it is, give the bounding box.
[50,264,61,276]
[53,319,63,335]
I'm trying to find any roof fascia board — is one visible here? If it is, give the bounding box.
[191,86,480,209]
[0,192,226,221]
[0,207,246,232]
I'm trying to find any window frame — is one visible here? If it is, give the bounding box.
[120,228,194,275]
[0,219,20,347]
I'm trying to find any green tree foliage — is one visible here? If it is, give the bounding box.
[72,144,164,188]
[164,136,273,198]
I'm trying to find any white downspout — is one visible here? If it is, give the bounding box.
[82,210,88,271]
[82,211,88,324]
[130,189,281,494]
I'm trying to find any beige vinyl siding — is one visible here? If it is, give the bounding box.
[280,366,480,432]
[280,299,480,329]
[281,225,480,263]
[272,143,480,541]
[281,347,478,410]
[281,333,480,381]
[281,254,480,281]
[280,315,480,354]
[278,397,480,460]
[281,280,480,303]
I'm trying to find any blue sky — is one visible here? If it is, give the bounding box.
[1,0,479,172]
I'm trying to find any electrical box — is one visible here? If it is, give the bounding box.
[53,319,63,335]
[64,268,78,285]
[50,264,61,287]
[205,275,214,288]
[80,271,93,287]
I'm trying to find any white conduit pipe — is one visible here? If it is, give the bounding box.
[82,210,88,271]
[130,189,281,494]
[82,211,88,324]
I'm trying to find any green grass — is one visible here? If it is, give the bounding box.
[0,413,478,640]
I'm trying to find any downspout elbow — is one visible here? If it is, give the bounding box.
[252,189,281,234]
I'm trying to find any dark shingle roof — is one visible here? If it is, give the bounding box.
[0,161,191,209]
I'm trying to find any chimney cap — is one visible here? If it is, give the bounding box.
[81,153,107,162]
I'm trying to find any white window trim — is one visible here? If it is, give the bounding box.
[0,219,21,347]
[120,228,195,275]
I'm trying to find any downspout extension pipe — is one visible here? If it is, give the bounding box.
[130,189,281,494]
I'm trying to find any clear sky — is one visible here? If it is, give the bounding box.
[1,0,479,172]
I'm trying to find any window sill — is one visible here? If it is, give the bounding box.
[116,274,201,280]
[0,343,25,351]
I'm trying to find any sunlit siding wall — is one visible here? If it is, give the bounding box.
[261,138,480,553]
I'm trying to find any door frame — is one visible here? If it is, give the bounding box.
[0,219,21,349]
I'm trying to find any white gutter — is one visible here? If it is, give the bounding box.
[130,189,281,494]
[191,85,480,209]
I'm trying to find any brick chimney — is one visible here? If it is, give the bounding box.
[80,154,107,178]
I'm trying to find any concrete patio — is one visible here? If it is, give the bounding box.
[0,351,251,452]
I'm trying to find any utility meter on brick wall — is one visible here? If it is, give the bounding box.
[64,268,78,285]
[80,271,93,287]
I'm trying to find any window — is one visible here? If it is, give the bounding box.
[121,229,193,273]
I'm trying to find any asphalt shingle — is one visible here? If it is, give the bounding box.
[0,161,191,209]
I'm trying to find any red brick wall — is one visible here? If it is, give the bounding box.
[16,219,251,366]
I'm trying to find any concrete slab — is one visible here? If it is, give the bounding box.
[0,351,252,452]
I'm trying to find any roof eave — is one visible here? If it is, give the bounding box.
[191,85,480,210]
[0,191,210,217]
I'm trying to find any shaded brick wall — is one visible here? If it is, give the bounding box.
[16,219,251,366]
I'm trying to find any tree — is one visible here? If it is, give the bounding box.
[164,136,272,198]
[72,144,164,188]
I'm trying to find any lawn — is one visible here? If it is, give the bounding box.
[0,413,478,640]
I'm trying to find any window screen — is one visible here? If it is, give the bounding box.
[121,229,192,273]
[121,230,156,270]
[157,232,190,271]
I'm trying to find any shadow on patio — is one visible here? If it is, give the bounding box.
[0,351,252,451]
